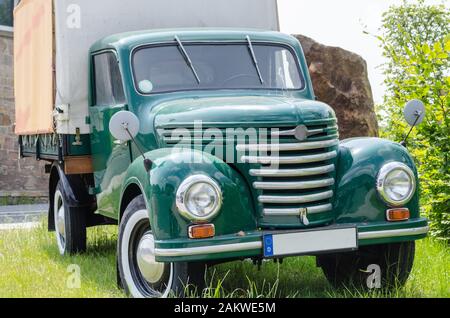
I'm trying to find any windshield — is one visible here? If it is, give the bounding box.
[132,43,304,94]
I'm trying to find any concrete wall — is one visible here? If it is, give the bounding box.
[0,30,47,200]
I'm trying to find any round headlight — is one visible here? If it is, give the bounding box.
[376,162,416,206]
[176,175,222,222]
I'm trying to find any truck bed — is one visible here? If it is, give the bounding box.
[19,133,92,174]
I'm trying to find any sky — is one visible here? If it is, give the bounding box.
[277,0,447,104]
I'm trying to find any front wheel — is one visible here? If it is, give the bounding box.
[117,195,206,298]
[317,241,415,290]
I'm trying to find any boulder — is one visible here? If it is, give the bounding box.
[294,35,379,139]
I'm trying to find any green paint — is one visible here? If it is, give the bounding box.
[154,218,428,262]
[119,149,257,240]
[65,134,92,156]
[89,104,130,218]
[21,133,90,158]
[334,137,420,223]
[21,134,59,158]
[83,29,427,262]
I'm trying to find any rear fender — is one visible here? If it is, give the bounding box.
[48,163,96,231]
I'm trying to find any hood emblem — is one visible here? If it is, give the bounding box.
[294,125,308,141]
[271,125,324,140]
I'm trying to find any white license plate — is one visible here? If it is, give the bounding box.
[263,227,358,257]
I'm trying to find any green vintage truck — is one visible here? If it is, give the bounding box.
[14,1,428,297]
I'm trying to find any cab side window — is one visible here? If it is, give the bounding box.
[93,52,126,106]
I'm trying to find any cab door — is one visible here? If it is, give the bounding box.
[89,50,131,218]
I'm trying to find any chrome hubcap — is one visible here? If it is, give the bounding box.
[136,232,165,284]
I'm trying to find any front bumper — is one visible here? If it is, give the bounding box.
[154,218,428,262]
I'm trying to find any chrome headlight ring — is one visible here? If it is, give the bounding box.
[376,162,416,207]
[175,175,222,222]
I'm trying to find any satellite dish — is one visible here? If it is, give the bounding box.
[109,111,140,141]
[404,99,425,127]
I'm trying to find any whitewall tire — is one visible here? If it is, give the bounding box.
[117,195,206,298]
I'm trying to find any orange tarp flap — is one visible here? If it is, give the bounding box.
[14,0,53,135]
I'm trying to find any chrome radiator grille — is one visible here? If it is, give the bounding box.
[237,119,338,220]
[158,118,339,223]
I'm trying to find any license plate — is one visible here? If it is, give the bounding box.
[263,227,358,257]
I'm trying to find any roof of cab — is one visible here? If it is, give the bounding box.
[90,28,300,53]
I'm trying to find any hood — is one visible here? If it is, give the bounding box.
[149,94,340,230]
[152,95,336,129]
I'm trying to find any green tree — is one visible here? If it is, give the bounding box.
[376,0,450,241]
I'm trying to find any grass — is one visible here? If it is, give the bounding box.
[0,196,48,206]
[0,223,121,298]
[0,222,448,298]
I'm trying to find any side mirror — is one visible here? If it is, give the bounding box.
[400,99,426,147]
[404,99,425,127]
[109,110,140,141]
[109,110,152,172]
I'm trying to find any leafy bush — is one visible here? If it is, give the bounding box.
[375,0,450,241]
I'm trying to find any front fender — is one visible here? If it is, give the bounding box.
[334,137,420,223]
[120,148,257,241]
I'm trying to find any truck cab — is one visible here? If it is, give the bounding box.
[68,29,427,297]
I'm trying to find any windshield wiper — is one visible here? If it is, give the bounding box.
[246,35,264,84]
[174,35,201,84]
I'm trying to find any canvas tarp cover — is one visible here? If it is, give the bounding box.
[16,0,278,135]
[14,0,54,135]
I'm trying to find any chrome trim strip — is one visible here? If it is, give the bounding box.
[254,178,335,190]
[271,125,338,137]
[358,226,429,240]
[263,203,332,216]
[271,127,310,136]
[236,139,338,151]
[155,226,428,257]
[154,241,262,257]
[258,190,333,204]
[242,150,337,164]
[250,164,335,177]
[307,128,324,135]
[175,175,223,222]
